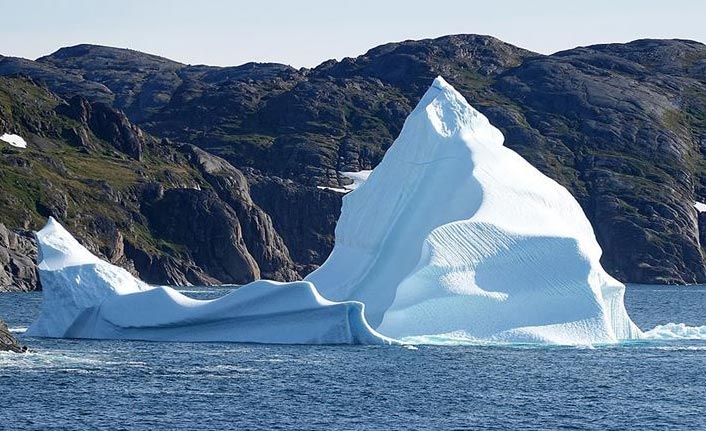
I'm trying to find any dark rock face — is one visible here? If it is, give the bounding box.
[0,319,26,353]
[59,96,145,160]
[0,224,38,292]
[312,34,533,95]
[142,188,260,284]
[248,174,342,274]
[182,146,299,281]
[38,44,184,121]
[0,56,114,105]
[2,36,706,285]
[123,240,210,286]
[0,77,301,290]
[489,39,706,283]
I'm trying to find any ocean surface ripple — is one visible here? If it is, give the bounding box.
[1,284,705,430]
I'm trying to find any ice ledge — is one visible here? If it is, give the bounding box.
[28,218,392,345]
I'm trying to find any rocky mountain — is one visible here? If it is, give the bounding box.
[1,34,706,289]
[0,223,37,292]
[0,76,298,290]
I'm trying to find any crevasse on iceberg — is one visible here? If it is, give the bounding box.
[28,77,642,345]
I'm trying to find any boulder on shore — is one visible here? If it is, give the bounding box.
[0,319,27,353]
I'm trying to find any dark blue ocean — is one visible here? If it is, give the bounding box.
[1,285,705,430]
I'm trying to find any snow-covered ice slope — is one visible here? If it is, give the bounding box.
[307,77,642,344]
[27,218,389,344]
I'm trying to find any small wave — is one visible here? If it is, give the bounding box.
[202,364,258,373]
[9,327,27,334]
[399,333,483,346]
[647,345,706,351]
[643,323,706,340]
[176,289,230,293]
[397,336,594,349]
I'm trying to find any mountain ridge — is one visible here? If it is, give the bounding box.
[1,34,706,289]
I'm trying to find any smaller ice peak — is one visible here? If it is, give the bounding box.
[28,217,390,344]
[0,133,27,148]
[694,202,706,213]
[36,217,101,271]
[29,217,153,337]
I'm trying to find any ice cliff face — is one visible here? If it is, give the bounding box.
[28,77,642,345]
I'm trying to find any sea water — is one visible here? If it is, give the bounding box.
[1,285,705,430]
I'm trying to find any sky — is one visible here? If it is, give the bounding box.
[1,0,705,68]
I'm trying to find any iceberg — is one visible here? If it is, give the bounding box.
[306,77,642,344]
[28,77,642,345]
[27,218,390,344]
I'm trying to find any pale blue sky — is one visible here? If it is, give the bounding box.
[1,0,704,68]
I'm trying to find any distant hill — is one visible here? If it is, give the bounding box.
[1,34,706,289]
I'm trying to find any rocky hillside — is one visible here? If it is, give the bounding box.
[0,76,298,290]
[1,34,706,288]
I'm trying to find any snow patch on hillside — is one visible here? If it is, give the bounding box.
[317,185,348,193]
[0,133,27,148]
[341,170,372,190]
[317,170,373,193]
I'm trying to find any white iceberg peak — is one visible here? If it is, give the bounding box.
[408,75,498,142]
[36,217,102,271]
[431,75,453,90]
[382,76,504,170]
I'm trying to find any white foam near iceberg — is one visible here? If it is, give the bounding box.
[29,77,644,345]
[643,323,706,340]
